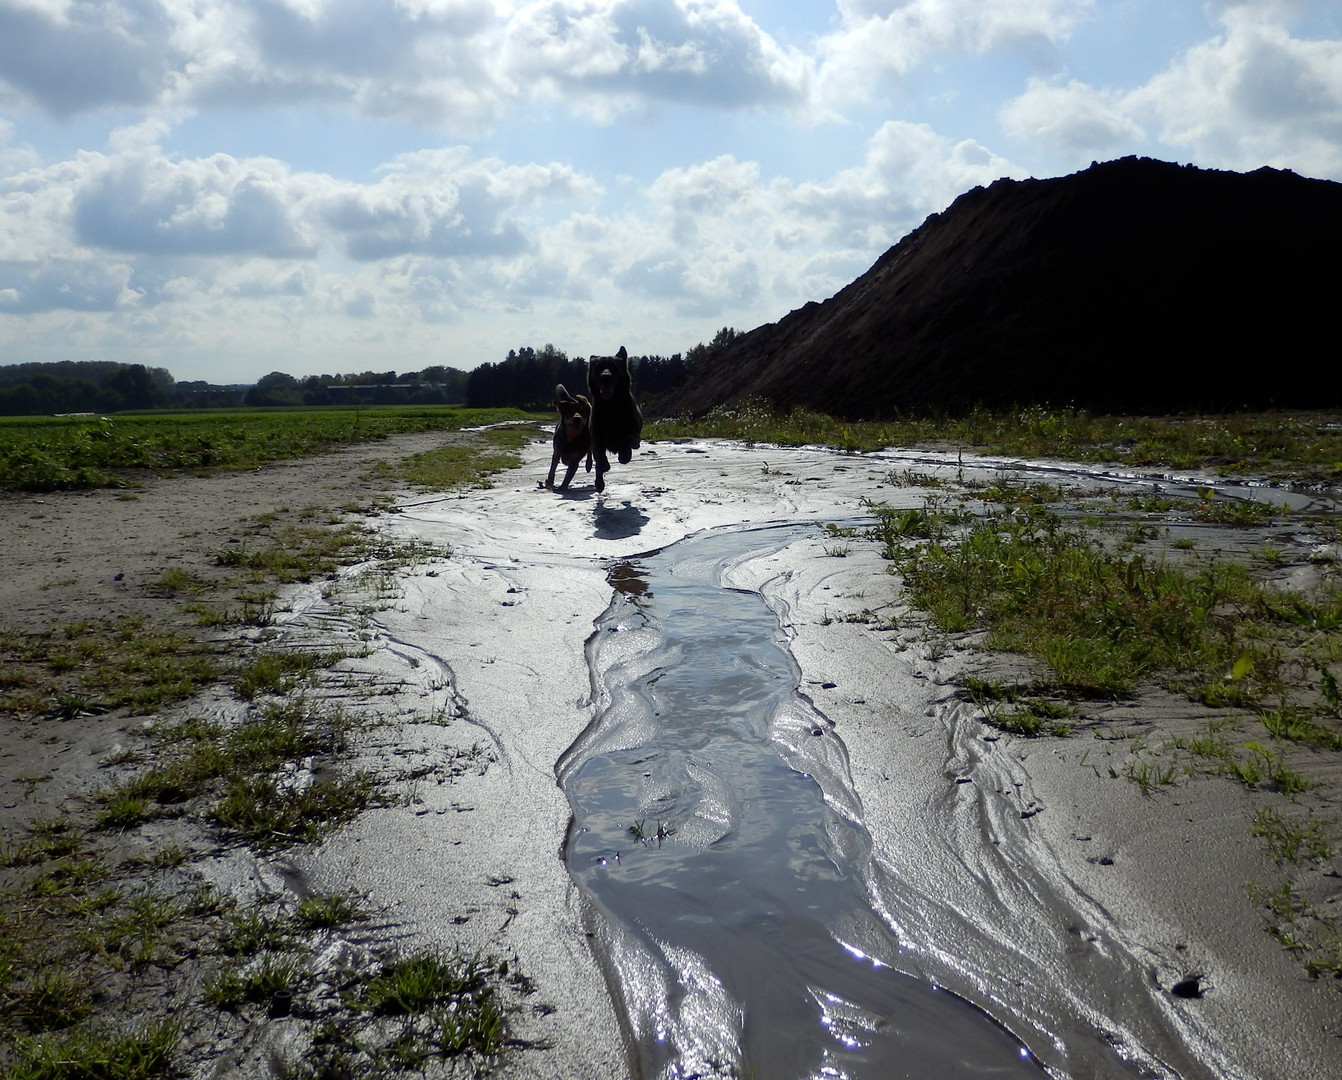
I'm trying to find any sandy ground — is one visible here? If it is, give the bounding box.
[2,433,1339,1079]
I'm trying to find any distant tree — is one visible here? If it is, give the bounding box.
[685,327,740,374]
[466,344,571,409]
[104,364,169,410]
[244,371,303,407]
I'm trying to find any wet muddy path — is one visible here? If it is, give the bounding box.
[324,439,1341,1080]
[559,523,1043,1078]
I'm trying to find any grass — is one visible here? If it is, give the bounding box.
[869,492,1339,706]
[0,617,219,720]
[91,700,376,848]
[959,677,1076,737]
[375,423,538,490]
[233,649,347,700]
[3,1021,180,1080]
[1252,808,1332,863]
[0,406,538,493]
[647,404,1342,484]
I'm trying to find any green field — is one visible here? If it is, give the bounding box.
[0,406,541,492]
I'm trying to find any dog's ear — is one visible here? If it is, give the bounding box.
[616,346,627,361]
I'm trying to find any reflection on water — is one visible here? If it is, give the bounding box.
[559,524,1044,1080]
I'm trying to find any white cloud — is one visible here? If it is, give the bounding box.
[996,10,1342,178]
[999,77,1145,159]
[1126,9,1342,176]
[816,0,1088,107]
[0,0,810,130]
[0,0,183,115]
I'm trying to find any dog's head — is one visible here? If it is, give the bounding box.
[587,346,630,402]
[554,384,591,438]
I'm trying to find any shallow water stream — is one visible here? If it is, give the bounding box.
[558,523,1045,1079]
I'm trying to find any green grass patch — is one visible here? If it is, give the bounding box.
[233,649,346,700]
[3,1020,180,1080]
[647,404,1342,485]
[0,407,538,493]
[377,423,538,490]
[872,496,1338,706]
[0,617,219,719]
[92,700,374,848]
[1252,808,1333,863]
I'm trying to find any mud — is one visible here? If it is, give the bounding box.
[3,435,1339,1079]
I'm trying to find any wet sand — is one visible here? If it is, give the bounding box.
[1,434,1338,1078]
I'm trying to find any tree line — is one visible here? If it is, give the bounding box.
[464,330,740,410]
[0,329,741,416]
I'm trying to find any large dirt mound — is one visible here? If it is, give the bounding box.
[669,157,1342,419]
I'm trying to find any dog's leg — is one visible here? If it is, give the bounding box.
[617,447,632,465]
[545,450,561,490]
[559,458,580,489]
[594,448,610,492]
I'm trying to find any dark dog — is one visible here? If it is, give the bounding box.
[587,346,642,493]
[544,383,592,490]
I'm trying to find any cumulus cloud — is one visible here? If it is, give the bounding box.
[999,77,1145,159]
[596,121,1020,318]
[996,10,1342,178]
[0,0,183,115]
[71,152,315,257]
[816,0,1087,106]
[1126,9,1342,176]
[0,0,811,129]
[0,258,136,313]
[0,134,603,314]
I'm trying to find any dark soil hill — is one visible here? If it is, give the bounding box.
[669,157,1342,419]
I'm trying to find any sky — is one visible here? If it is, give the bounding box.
[1,1,1339,384]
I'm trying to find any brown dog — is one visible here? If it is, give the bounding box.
[587,346,643,493]
[545,383,593,490]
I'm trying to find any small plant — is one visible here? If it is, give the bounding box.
[296,891,368,929]
[94,792,152,832]
[1252,808,1333,863]
[4,1020,180,1080]
[206,954,304,1011]
[1125,757,1178,795]
[354,951,494,1017]
[219,906,296,956]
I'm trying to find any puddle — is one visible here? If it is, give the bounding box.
[558,523,1045,1079]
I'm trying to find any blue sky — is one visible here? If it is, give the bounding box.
[1,0,1339,383]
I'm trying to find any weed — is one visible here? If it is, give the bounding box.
[206,954,305,1010]
[233,649,345,700]
[1257,701,1342,750]
[93,792,152,832]
[6,968,94,1033]
[4,1020,180,1080]
[1304,938,1342,979]
[157,568,209,595]
[353,951,494,1017]
[219,906,297,956]
[295,891,368,930]
[1252,808,1333,863]
[1125,757,1178,795]
[380,425,533,491]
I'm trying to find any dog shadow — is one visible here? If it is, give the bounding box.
[593,499,648,540]
[547,484,595,502]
